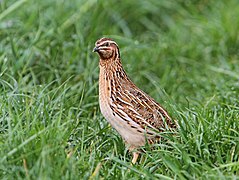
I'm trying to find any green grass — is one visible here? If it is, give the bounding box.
[0,0,239,179]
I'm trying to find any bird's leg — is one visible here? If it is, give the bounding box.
[131,151,139,164]
[128,145,140,164]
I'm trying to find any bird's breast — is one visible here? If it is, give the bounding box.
[98,66,146,147]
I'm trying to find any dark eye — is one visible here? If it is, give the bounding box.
[104,42,110,46]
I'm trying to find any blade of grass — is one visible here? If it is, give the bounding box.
[0,0,29,21]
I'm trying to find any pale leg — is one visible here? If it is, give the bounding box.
[131,152,139,164]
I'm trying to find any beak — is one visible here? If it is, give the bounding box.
[93,46,99,52]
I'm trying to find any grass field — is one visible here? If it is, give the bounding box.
[0,0,239,179]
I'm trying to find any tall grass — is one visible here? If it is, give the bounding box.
[0,0,238,179]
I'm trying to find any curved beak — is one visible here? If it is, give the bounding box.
[93,46,99,52]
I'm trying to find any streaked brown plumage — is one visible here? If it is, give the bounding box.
[93,37,176,164]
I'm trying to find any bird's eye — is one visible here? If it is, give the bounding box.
[104,42,110,47]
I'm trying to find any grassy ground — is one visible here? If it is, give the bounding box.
[0,0,239,179]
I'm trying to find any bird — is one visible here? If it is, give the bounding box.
[93,37,176,164]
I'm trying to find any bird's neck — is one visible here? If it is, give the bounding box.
[100,58,123,72]
[99,58,128,82]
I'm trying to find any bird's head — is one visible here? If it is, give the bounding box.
[93,37,120,60]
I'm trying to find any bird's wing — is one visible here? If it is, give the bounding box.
[110,79,175,134]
